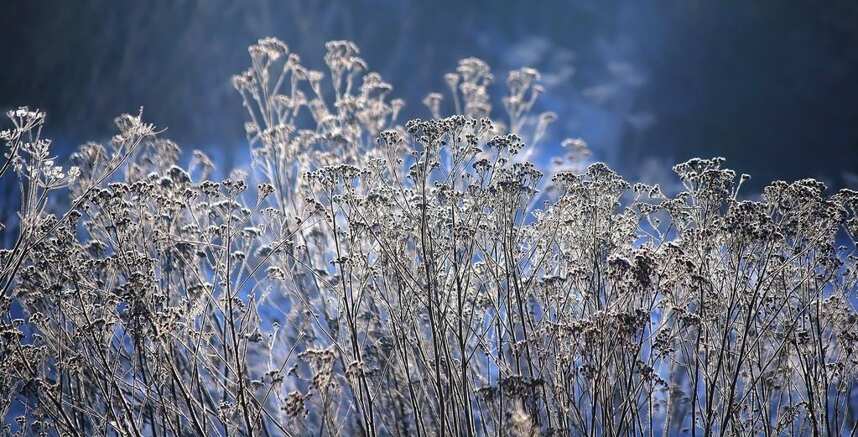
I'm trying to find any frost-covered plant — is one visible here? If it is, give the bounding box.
[2,37,858,437]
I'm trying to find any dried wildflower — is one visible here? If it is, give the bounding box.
[0,37,855,437]
[282,391,307,418]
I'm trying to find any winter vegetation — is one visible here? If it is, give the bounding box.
[2,37,858,436]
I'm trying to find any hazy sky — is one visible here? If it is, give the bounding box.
[2,0,857,190]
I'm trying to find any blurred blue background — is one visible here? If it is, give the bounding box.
[2,0,857,192]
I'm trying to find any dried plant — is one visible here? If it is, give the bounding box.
[2,37,858,437]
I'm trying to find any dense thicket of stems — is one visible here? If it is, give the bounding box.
[2,38,858,436]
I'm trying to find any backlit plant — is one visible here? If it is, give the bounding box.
[2,37,857,436]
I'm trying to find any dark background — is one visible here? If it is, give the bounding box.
[2,0,857,191]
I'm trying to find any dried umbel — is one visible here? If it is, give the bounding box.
[2,37,857,437]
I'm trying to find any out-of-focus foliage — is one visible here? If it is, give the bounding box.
[5,0,858,190]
